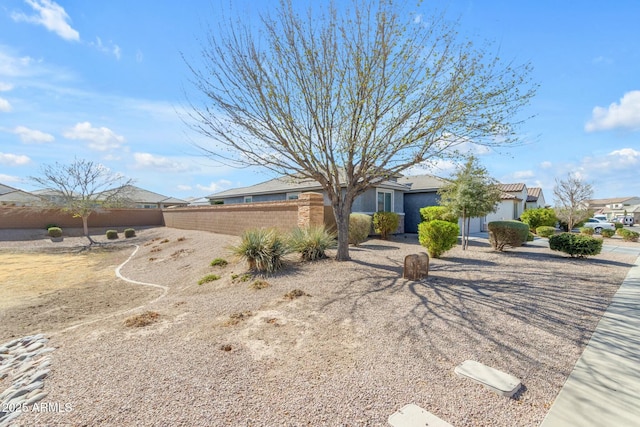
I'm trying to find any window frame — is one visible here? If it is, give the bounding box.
[376,189,394,212]
[244,196,253,203]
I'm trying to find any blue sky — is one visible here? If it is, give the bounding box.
[1,0,639,202]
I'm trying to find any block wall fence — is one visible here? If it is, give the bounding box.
[0,207,164,230]
[163,192,327,235]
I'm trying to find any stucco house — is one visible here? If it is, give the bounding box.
[113,185,189,209]
[525,187,546,209]
[208,174,409,232]
[589,197,640,222]
[0,184,43,206]
[396,174,449,233]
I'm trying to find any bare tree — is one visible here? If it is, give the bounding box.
[553,173,593,231]
[185,0,536,260]
[438,156,502,250]
[30,158,134,242]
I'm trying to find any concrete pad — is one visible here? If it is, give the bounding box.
[454,360,521,397]
[388,404,453,427]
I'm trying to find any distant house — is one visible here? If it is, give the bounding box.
[185,196,212,207]
[589,197,640,222]
[208,173,409,232]
[525,187,546,209]
[114,185,189,209]
[0,184,43,206]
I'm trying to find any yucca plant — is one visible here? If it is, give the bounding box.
[288,225,337,261]
[230,228,289,273]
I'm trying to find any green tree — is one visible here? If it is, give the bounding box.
[30,159,134,242]
[520,207,557,232]
[185,0,536,261]
[553,173,593,232]
[438,156,502,250]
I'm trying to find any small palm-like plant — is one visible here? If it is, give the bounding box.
[230,228,289,273]
[288,225,337,261]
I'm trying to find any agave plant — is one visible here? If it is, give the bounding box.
[288,225,337,261]
[230,228,289,273]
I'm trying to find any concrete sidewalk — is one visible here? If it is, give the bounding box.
[540,254,640,426]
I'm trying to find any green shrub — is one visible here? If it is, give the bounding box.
[536,226,556,238]
[230,228,289,273]
[348,213,372,246]
[106,230,118,239]
[614,222,624,230]
[620,229,639,242]
[47,227,62,238]
[419,206,457,223]
[198,274,220,285]
[616,227,625,236]
[549,233,603,257]
[520,208,557,231]
[600,229,615,238]
[288,225,336,261]
[488,221,529,251]
[210,258,228,267]
[579,227,594,236]
[418,219,459,258]
[45,223,59,230]
[373,211,400,240]
[527,231,535,241]
[124,228,136,238]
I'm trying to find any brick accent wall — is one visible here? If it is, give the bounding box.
[0,207,164,229]
[162,192,325,235]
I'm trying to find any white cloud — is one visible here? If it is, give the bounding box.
[0,83,13,91]
[512,170,534,179]
[63,122,125,151]
[11,0,80,41]
[0,97,11,112]
[540,161,552,169]
[133,153,190,173]
[0,152,31,166]
[177,184,192,191]
[0,173,22,183]
[196,180,233,193]
[585,90,640,132]
[13,126,55,143]
[90,37,121,60]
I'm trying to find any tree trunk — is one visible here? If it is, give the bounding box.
[333,198,354,261]
[461,208,467,250]
[465,216,471,250]
[82,215,89,237]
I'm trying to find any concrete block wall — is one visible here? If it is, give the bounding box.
[0,207,164,230]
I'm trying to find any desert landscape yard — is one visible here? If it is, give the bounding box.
[1,227,638,426]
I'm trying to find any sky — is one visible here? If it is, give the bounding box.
[1,0,639,202]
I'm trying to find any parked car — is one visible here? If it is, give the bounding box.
[581,218,616,233]
[593,214,609,222]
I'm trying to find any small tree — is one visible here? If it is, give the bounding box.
[553,173,593,232]
[520,207,557,232]
[30,158,134,242]
[438,156,502,250]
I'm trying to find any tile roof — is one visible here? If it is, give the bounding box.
[396,174,449,192]
[588,197,638,206]
[498,183,526,193]
[0,183,20,195]
[527,187,542,198]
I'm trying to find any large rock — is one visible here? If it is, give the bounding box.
[403,253,429,280]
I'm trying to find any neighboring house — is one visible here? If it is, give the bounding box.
[114,185,189,209]
[0,184,43,206]
[185,196,212,207]
[208,173,409,232]
[589,197,640,222]
[396,174,449,233]
[525,187,546,209]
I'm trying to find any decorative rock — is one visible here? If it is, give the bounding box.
[403,253,429,280]
[25,341,44,352]
[29,369,50,383]
[22,391,48,406]
[388,404,453,427]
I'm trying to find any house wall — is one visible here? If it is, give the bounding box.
[0,207,164,229]
[487,200,517,223]
[162,192,324,235]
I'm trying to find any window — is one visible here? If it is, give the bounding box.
[244,196,253,203]
[286,192,300,200]
[376,190,393,212]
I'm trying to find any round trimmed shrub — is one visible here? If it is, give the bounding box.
[620,229,639,242]
[418,219,459,258]
[520,207,557,231]
[348,213,372,246]
[600,229,615,238]
[549,232,603,258]
[616,227,625,236]
[614,222,624,230]
[579,227,594,236]
[230,228,289,273]
[288,225,336,261]
[124,228,136,238]
[536,226,556,238]
[419,206,457,223]
[373,211,400,240]
[488,221,529,251]
[45,223,59,230]
[47,227,62,238]
[106,230,119,239]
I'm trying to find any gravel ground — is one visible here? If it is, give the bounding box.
[2,227,638,426]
